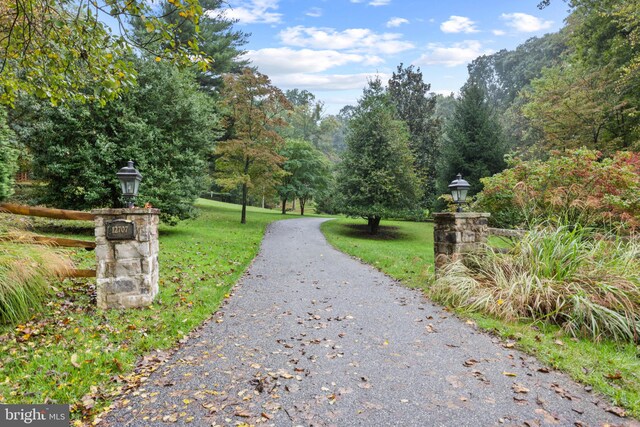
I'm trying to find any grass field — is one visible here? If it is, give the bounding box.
[0,199,289,421]
[321,217,640,418]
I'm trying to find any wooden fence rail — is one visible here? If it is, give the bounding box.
[0,203,97,278]
[0,235,95,250]
[0,202,95,221]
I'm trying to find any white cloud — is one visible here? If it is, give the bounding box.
[414,40,492,67]
[387,17,409,28]
[279,26,414,55]
[440,16,479,34]
[500,13,553,32]
[306,7,322,18]
[269,72,391,91]
[243,48,384,75]
[223,0,282,25]
[492,29,506,36]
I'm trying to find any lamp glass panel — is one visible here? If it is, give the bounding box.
[125,180,134,195]
[133,179,140,196]
[459,188,468,202]
[451,189,460,202]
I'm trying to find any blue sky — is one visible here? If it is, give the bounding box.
[220,0,571,114]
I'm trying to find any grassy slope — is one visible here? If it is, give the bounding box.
[0,199,288,418]
[321,217,640,418]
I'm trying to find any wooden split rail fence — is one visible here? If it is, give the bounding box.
[0,203,97,278]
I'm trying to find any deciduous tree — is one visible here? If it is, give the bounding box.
[216,69,291,224]
[0,0,209,106]
[277,139,331,215]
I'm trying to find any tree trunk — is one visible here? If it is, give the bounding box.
[241,183,248,224]
[300,198,306,216]
[368,216,381,235]
[281,198,287,214]
[292,198,296,210]
[262,193,265,209]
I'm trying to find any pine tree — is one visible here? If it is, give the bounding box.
[437,83,507,200]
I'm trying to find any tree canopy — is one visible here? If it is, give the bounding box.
[215,69,291,224]
[13,58,216,223]
[387,64,441,209]
[0,0,210,106]
[277,139,331,215]
[437,83,507,198]
[336,79,421,234]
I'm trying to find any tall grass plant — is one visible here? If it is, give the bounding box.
[431,225,640,342]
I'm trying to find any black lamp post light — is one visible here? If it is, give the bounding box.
[116,160,143,208]
[448,173,470,212]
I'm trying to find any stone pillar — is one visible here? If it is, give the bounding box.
[433,212,490,273]
[92,208,160,309]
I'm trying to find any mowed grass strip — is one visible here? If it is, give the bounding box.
[321,217,640,418]
[0,199,285,418]
[321,218,435,286]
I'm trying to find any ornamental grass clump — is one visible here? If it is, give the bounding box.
[430,226,640,342]
[0,242,72,323]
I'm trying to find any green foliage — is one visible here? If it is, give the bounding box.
[432,225,640,343]
[215,69,291,223]
[518,1,640,153]
[387,64,441,208]
[277,139,331,215]
[468,32,569,110]
[475,149,640,231]
[522,62,638,152]
[0,243,71,324]
[132,0,248,91]
[0,0,209,107]
[437,83,507,201]
[0,108,16,202]
[14,59,216,223]
[336,79,422,233]
[280,89,346,161]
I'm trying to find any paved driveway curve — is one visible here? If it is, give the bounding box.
[103,217,635,427]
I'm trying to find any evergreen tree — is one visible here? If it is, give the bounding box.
[437,83,507,201]
[336,79,421,234]
[387,64,441,209]
[15,59,216,223]
[132,0,248,91]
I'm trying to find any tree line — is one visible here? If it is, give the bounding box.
[1,0,638,233]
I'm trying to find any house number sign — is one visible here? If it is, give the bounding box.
[106,220,136,240]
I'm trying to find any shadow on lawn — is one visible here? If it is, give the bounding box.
[337,223,408,241]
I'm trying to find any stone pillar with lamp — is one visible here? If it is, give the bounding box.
[92,161,161,309]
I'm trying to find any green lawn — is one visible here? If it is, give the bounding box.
[321,217,640,419]
[0,199,290,421]
[321,218,435,286]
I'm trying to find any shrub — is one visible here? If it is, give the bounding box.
[475,149,640,232]
[0,107,17,202]
[430,226,640,342]
[0,242,72,323]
